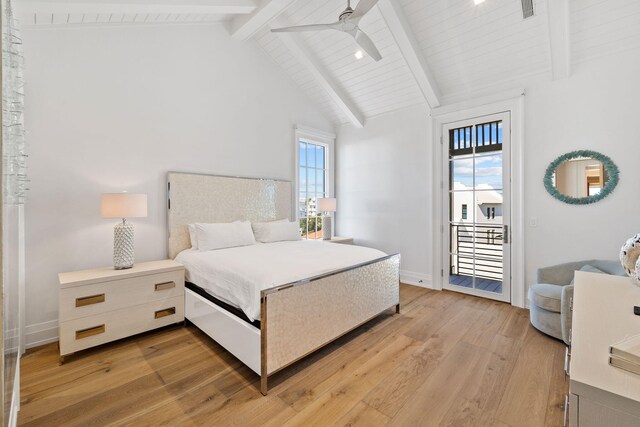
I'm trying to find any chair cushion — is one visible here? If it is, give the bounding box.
[569,264,607,285]
[529,283,562,313]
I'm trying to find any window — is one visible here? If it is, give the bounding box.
[295,127,335,240]
[462,204,468,220]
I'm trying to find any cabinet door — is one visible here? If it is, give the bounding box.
[579,396,640,427]
[569,393,578,426]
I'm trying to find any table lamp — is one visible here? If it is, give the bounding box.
[317,198,336,241]
[101,192,147,269]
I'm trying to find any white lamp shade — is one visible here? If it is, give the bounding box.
[101,193,148,218]
[317,197,337,212]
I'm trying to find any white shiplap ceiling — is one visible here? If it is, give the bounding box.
[571,0,640,65]
[254,1,426,124]
[17,0,640,127]
[399,0,551,98]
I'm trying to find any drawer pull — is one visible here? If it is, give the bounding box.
[155,281,176,291]
[76,294,105,307]
[75,324,105,340]
[155,307,176,319]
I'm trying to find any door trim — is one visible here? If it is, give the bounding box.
[431,92,526,308]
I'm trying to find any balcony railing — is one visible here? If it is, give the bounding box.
[450,223,503,282]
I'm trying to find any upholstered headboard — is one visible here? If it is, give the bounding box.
[167,172,292,258]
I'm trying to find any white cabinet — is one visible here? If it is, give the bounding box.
[58,260,185,361]
[569,271,640,426]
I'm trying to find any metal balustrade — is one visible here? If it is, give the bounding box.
[450,222,503,282]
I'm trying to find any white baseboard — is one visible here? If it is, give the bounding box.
[25,320,58,349]
[400,270,433,289]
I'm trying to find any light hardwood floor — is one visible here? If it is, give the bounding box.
[19,285,568,426]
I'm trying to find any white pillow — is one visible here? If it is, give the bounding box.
[195,221,256,251]
[188,224,198,249]
[252,221,301,243]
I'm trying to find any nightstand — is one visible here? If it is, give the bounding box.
[58,260,185,362]
[326,236,354,245]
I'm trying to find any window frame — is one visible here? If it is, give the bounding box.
[294,126,336,240]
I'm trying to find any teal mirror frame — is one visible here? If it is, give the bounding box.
[544,150,619,205]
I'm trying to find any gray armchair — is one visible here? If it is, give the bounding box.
[530,260,625,345]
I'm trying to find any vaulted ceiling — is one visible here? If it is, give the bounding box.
[17,0,640,127]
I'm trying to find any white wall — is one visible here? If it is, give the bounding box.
[336,50,640,298]
[523,52,640,289]
[336,105,432,287]
[23,24,334,346]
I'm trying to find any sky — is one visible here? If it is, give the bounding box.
[452,153,503,190]
[299,142,327,208]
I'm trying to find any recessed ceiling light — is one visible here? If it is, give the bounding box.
[474,0,485,5]
[354,50,364,60]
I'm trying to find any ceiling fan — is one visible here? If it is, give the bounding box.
[271,0,382,62]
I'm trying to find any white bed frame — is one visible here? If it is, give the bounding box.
[168,172,400,395]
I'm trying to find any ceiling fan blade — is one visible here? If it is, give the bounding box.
[271,23,339,33]
[354,29,382,61]
[351,0,379,21]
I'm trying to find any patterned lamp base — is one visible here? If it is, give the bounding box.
[113,220,135,270]
[323,216,332,240]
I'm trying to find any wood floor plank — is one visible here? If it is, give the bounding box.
[397,283,430,307]
[334,401,390,427]
[499,305,530,341]
[462,299,512,349]
[116,376,229,426]
[19,333,208,422]
[404,294,482,342]
[545,339,569,426]
[438,333,524,426]
[282,335,422,426]
[18,286,567,427]
[275,298,431,411]
[363,303,486,418]
[388,341,488,425]
[21,327,191,399]
[495,327,559,427]
[270,284,429,403]
[170,381,292,426]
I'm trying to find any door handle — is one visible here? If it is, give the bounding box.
[503,225,509,244]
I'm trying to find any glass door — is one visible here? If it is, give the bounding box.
[443,112,511,302]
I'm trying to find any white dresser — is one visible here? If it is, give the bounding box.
[569,271,640,426]
[58,260,185,361]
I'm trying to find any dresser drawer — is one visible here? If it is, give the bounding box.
[59,270,184,322]
[59,296,184,355]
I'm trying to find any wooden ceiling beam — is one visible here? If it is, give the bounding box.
[17,0,257,16]
[378,0,440,108]
[230,0,296,41]
[547,0,571,80]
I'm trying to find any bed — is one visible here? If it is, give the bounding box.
[167,172,400,395]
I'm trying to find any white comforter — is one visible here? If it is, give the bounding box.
[175,240,388,321]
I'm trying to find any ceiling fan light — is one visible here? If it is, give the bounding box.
[355,50,364,59]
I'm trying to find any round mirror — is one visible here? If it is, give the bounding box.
[544,150,619,204]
